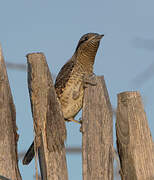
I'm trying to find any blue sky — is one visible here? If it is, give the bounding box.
[0,1,154,179]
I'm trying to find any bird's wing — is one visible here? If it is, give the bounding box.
[54,58,75,97]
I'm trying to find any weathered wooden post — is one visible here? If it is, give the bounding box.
[116,91,154,180]
[0,45,21,179]
[82,76,113,180]
[27,53,68,180]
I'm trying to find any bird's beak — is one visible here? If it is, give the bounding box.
[95,34,104,41]
[88,34,104,42]
[99,34,104,39]
[86,34,104,43]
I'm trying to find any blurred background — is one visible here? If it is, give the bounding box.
[0,1,154,179]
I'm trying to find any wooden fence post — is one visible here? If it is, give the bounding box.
[116,91,154,180]
[82,76,113,180]
[0,45,22,179]
[26,53,68,180]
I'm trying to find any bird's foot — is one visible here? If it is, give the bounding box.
[78,117,82,124]
[65,118,81,124]
[83,73,97,88]
[78,118,84,132]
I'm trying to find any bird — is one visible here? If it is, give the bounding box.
[22,32,104,165]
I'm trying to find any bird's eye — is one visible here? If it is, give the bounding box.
[75,36,89,51]
[84,37,88,41]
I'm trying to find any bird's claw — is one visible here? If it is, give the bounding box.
[78,117,82,124]
[83,74,97,88]
[65,118,81,124]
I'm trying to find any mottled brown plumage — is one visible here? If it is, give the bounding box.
[55,58,75,97]
[55,33,104,121]
[23,32,104,165]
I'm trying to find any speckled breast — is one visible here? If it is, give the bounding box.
[59,76,84,119]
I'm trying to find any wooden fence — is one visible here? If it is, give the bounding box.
[0,45,154,180]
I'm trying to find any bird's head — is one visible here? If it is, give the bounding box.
[75,33,104,53]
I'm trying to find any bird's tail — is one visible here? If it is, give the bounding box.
[22,141,34,165]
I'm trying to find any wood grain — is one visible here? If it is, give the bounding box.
[0,45,21,179]
[27,53,68,180]
[116,91,154,180]
[82,76,113,180]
